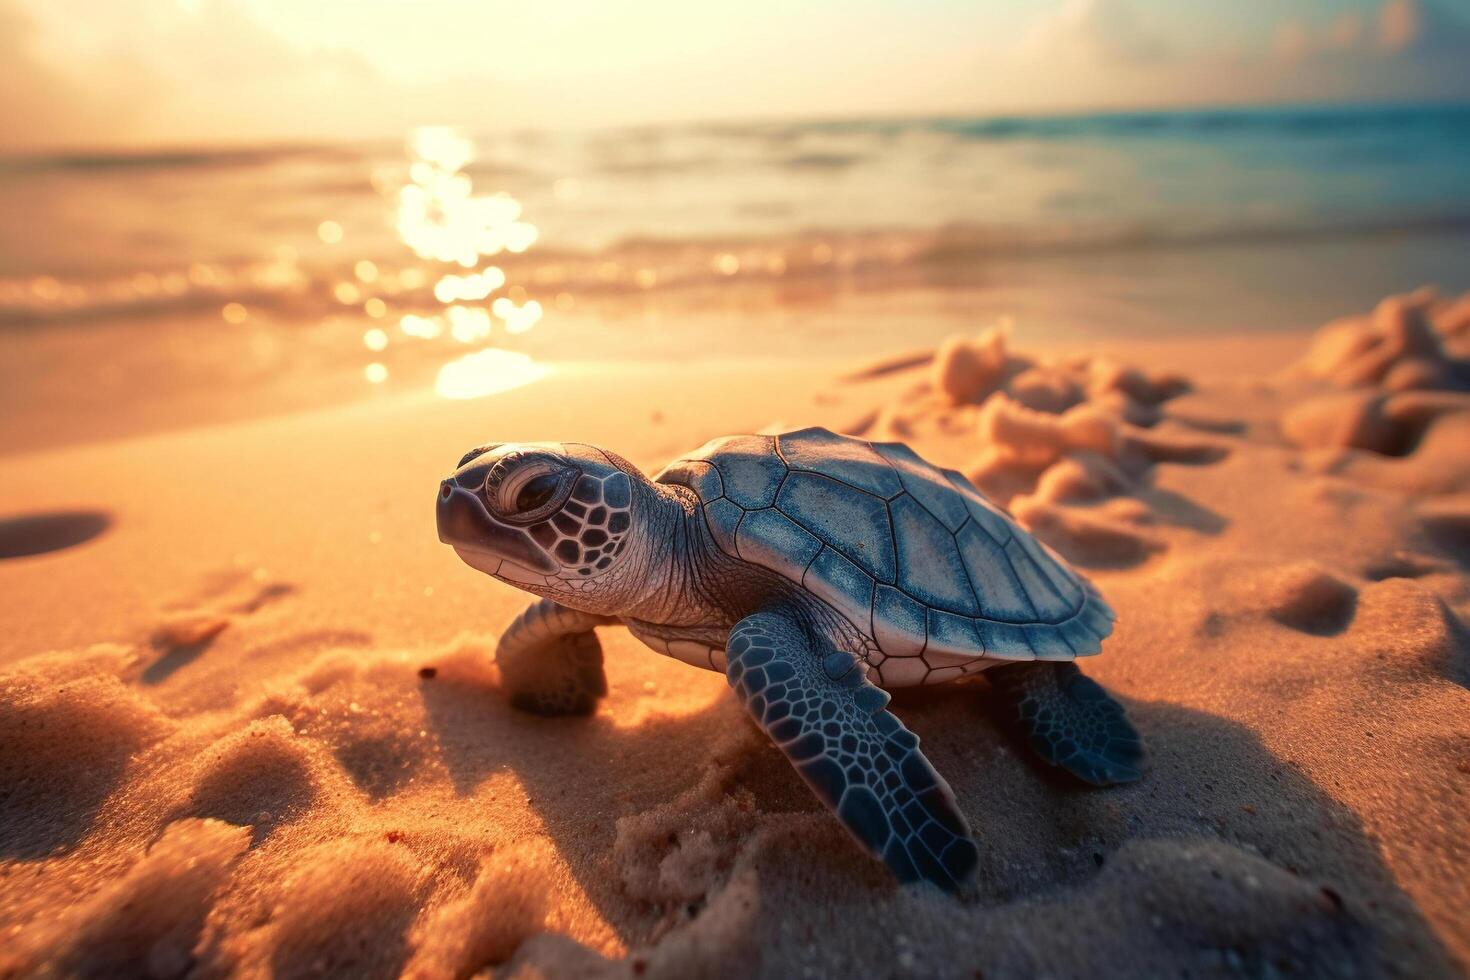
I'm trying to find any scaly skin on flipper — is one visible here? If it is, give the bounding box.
[726,611,979,890]
[989,661,1144,785]
[497,599,616,715]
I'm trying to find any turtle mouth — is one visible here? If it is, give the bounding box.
[436,481,557,574]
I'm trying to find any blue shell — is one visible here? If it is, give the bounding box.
[655,427,1115,664]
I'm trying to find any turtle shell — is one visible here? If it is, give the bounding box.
[655,427,1114,677]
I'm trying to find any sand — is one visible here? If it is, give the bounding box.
[1,293,1468,979]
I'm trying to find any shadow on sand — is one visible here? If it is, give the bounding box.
[418,651,1458,978]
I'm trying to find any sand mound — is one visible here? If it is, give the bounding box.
[271,648,454,800]
[1353,575,1466,682]
[178,718,321,841]
[1296,288,1470,392]
[228,838,426,979]
[2,819,249,979]
[404,839,559,978]
[1283,289,1470,497]
[933,326,1012,406]
[1007,498,1164,568]
[871,325,1226,567]
[0,647,170,858]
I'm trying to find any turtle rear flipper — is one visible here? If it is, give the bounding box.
[990,661,1143,785]
[497,599,615,715]
[726,610,979,890]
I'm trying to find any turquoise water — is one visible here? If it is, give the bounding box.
[1,102,1466,324]
[1,102,1468,453]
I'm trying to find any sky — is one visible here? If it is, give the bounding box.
[2,0,1469,150]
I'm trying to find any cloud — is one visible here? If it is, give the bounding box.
[0,0,445,150]
[97,0,395,145]
[1000,0,1470,112]
[1020,0,1170,67]
[0,2,130,149]
[1376,0,1470,56]
[3,0,1469,152]
[1273,0,1470,63]
[1262,0,1470,103]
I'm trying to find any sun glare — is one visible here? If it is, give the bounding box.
[278,124,562,398]
[396,127,539,268]
[434,348,548,400]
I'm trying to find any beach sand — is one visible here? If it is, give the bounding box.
[2,290,1468,979]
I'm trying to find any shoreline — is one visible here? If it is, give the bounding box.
[13,233,1469,459]
[0,323,1316,462]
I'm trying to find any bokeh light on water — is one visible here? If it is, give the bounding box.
[2,105,1469,450]
[397,127,539,267]
[339,125,551,398]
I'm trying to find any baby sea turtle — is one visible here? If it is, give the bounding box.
[436,428,1142,889]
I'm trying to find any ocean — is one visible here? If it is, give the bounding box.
[2,102,1468,449]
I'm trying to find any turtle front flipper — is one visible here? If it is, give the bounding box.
[989,661,1144,785]
[725,610,978,890]
[497,599,616,715]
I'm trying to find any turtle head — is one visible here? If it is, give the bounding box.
[436,442,651,613]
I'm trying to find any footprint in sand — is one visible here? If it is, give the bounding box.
[1191,560,1361,640]
[0,509,111,559]
[1260,563,1358,637]
[145,568,295,683]
[1362,550,1456,582]
[1416,497,1470,565]
[1196,555,1466,688]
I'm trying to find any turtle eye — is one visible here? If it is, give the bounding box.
[514,473,561,513]
[487,456,575,522]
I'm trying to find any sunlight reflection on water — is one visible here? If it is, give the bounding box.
[354,125,553,399]
[435,348,548,400]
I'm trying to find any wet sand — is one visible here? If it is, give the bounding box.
[1,292,1468,979]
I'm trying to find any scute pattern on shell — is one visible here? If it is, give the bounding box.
[656,427,1115,669]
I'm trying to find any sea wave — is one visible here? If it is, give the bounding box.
[0,144,369,176]
[3,103,1465,179]
[2,102,1467,327]
[4,210,1468,328]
